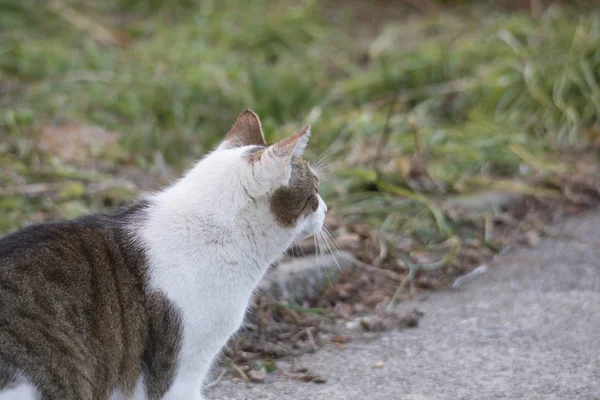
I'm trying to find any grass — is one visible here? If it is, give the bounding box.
[1,0,600,260]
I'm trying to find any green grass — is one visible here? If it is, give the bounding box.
[1,0,599,255]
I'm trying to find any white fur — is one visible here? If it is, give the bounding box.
[292,127,311,157]
[0,375,39,400]
[0,384,38,400]
[125,141,326,399]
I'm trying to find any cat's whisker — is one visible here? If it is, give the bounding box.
[291,241,306,259]
[313,234,329,291]
[318,229,343,273]
[316,233,334,289]
[313,153,332,171]
[312,141,339,180]
[322,224,338,245]
[312,163,332,180]
[314,141,336,168]
[321,227,351,274]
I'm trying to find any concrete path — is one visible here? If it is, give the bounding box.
[207,209,600,400]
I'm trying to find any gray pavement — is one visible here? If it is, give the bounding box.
[207,208,600,400]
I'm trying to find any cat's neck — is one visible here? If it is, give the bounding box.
[134,172,295,284]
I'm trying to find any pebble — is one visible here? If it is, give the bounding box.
[247,370,266,382]
[359,315,386,332]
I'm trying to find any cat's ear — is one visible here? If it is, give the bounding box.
[251,125,311,192]
[222,109,266,148]
[271,125,311,159]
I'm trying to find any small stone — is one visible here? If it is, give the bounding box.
[398,309,422,329]
[353,303,367,313]
[525,231,540,247]
[262,342,290,357]
[319,333,332,342]
[331,334,350,343]
[293,340,308,349]
[333,302,352,319]
[247,370,266,382]
[345,320,362,330]
[359,316,386,332]
[374,361,385,368]
[363,293,385,307]
[238,339,256,351]
[239,351,262,360]
[257,251,355,303]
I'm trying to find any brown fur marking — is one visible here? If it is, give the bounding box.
[269,158,319,227]
[0,202,183,400]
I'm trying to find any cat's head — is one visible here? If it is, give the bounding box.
[217,110,327,240]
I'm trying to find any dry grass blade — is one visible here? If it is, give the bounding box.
[376,181,453,238]
[47,0,127,46]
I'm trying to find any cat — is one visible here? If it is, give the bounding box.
[0,110,327,400]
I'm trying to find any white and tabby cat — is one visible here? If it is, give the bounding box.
[0,110,326,400]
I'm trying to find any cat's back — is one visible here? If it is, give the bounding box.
[0,215,117,315]
[0,208,150,399]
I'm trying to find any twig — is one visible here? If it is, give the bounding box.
[484,214,494,244]
[305,328,317,352]
[277,367,326,384]
[344,254,404,281]
[407,114,422,156]
[205,368,227,388]
[373,215,393,267]
[86,179,137,195]
[47,0,126,46]
[452,265,489,290]
[368,78,476,109]
[363,264,404,281]
[258,296,270,341]
[229,361,250,382]
[277,304,304,325]
[0,183,60,197]
[376,180,453,237]
[290,329,307,343]
[372,233,388,268]
[373,86,402,179]
[387,243,460,313]
[277,368,311,381]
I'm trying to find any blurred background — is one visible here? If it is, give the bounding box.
[2,0,600,331]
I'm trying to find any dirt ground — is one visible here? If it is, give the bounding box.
[208,207,600,400]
